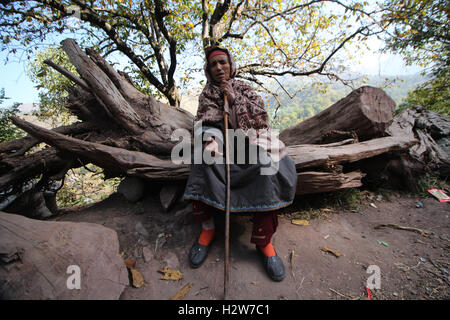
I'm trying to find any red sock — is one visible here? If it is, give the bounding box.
[198,228,215,246]
[259,241,276,257]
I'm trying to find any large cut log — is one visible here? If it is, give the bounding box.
[9,116,189,181]
[296,171,366,195]
[10,115,417,182]
[60,39,145,134]
[0,121,96,157]
[0,148,68,190]
[279,86,396,145]
[286,135,417,170]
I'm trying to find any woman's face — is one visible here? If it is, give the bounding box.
[209,54,231,83]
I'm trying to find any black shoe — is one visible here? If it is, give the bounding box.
[189,240,211,268]
[256,246,285,282]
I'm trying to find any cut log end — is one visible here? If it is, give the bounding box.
[280,86,396,146]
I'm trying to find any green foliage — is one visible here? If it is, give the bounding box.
[381,0,449,117]
[381,0,448,74]
[415,173,449,195]
[282,188,367,219]
[397,70,449,116]
[267,81,346,130]
[0,88,25,142]
[342,189,365,210]
[26,46,78,125]
[56,164,122,208]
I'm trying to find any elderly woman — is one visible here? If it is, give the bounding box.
[183,46,297,281]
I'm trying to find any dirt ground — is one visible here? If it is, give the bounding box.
[53,188,450,300]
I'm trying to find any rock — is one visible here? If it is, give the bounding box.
[142,246,153,263]
[174,203,193,217]
[135,222,149,238]
[0,212,128,299]
[159,183,183,212]
[174,203,193,226]
[163,252,180,269]
[117,176,145,203]
[5,188,53,219]
[437,136,450,157]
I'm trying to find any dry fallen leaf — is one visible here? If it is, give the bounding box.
[158,267,183,281]
[291,219,309,226]
[124,259,136,269]
[130,268,145,288]
[171,283,192,300]
[321,247,341,258]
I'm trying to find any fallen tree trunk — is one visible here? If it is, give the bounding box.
[296,171,366,195]
[9,114,417,182]
[279,86,396,145]
[287,135,417,170]
[0,122,96,157]
[9,116,190,181]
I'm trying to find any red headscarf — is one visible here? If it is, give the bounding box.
[207,49,227,61]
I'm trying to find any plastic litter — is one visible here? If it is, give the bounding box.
[428,189,450,202]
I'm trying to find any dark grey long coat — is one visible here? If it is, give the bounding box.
[183,122,297,213]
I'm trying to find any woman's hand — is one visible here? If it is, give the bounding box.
[220,80,235,105]
[204,137,223,156]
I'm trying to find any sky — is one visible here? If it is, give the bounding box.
[0,50,40,105]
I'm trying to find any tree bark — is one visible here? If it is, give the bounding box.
[296,171,365,195]
[279,86,396,146]
[8,114,418,184]
[9,116,190,181]
[286,135,417,170]
[386,107,450,179]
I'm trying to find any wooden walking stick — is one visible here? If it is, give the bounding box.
[223,95,231,300]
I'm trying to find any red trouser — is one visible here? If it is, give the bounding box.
[192,200,278,247]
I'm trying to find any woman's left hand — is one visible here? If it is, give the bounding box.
[220,80,235,105]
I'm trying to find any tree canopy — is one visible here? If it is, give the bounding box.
[1,0,385,107]
[380,0,449,116]
[380,0,448,76]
